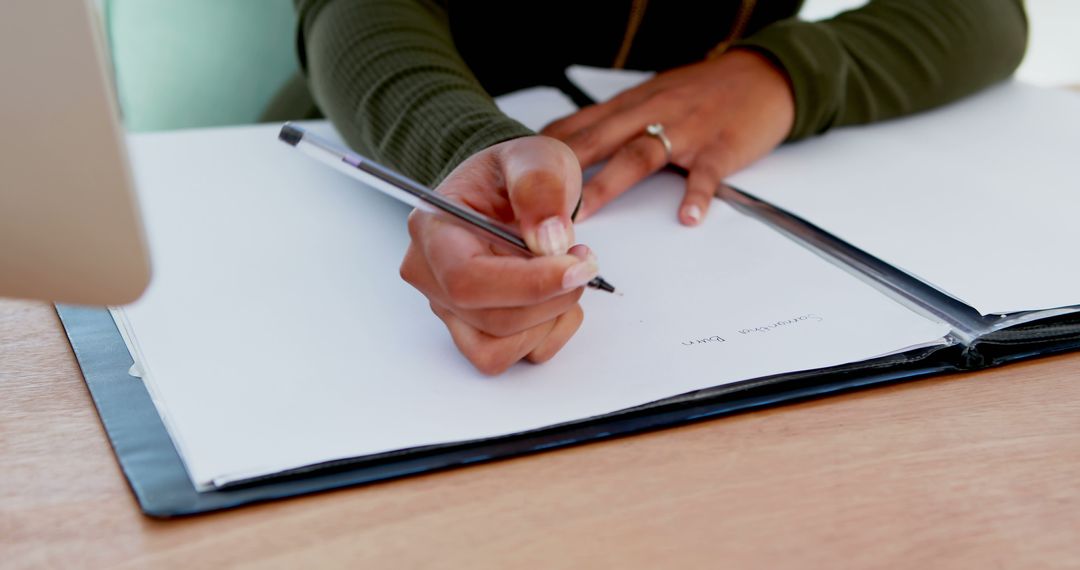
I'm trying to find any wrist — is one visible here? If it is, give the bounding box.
[724,48,797,138]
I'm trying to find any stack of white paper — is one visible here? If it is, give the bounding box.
[728,83,1080,316]
[116,89,949,489]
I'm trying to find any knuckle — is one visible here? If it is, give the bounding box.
[585,178,613,201]
[642,88,672,109]
[671,152,693,169]
[399,248,421,285]
[475,310,517,338]
[622,141,659,173]
[568,303,585,327]
[442,267,480,307]
[529,305,585,364]
[665,85,697,106]
[468,345,513,376]
[527,270,554,301]
[624,140,652,163]
[709,132,738,160]
[669,136,698,167]
[645,89,672,107]
[406,209,426,240]
[428,301,452,324]
[515,167,563,196]
[569,125,600,151]
[610,88,650,110]
[689,161,718,187]
[689,137,737,184]
[608,91,635,107]
[527,346,556,364]
[398,261,415,286]
[568,306,585,336]
[686,176,716,201]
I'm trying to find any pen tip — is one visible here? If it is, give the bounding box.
[589,277,616,294]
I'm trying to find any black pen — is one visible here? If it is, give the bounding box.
[279,124,615,293]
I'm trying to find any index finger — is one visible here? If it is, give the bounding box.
[540,83,653,140]
[541,101,618,140]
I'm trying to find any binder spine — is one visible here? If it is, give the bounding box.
[717,186,987,340]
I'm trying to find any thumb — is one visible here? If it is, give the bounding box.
[499,137,582,256]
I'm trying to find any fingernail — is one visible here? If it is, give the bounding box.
[570,244,597,264]
[562,260,599,290]
[536,216,570,256]
[682,205,702,226]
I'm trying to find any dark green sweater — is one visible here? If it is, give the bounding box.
[290,0,1027,186]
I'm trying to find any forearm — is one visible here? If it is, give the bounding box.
[736,0,1028,140]
[296,0,533,185]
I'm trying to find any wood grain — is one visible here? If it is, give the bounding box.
[3,297,1080,569]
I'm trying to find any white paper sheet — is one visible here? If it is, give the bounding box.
[494,86,578,132]
[726,82,1080,316]
[566,65,655,103]
[119,110,948,488]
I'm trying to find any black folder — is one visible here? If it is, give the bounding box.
[57,80,1080,517]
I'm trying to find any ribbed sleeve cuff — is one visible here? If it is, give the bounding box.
[431,116,534,185]
[735,19,846,141]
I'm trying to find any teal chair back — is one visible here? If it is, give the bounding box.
[104,0,299,132]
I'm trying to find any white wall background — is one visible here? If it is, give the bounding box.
[801,0,1080,86]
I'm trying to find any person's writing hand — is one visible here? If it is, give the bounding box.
[400,136,597,375]
[542,49,795,225]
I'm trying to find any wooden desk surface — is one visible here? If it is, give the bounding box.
[3,298,1079,569]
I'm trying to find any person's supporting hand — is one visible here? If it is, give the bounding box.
[400,136,598,375]
[542,49,795,226]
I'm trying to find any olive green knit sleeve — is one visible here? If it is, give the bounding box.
[295,0,533,185]
[736,0,1028,140]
